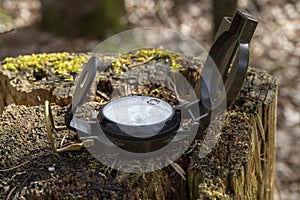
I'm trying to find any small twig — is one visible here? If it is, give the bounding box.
[167,77,188,104]
[186,142,198,154]
[60,134,67,147]
[168,159,186,180]
[129,56,154,68]
[96,90,110,101]
[0,161,29,172]
[5,186,16,200]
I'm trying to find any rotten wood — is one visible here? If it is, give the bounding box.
[189,68,277,199]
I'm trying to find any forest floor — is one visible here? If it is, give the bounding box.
[0,0,299,199]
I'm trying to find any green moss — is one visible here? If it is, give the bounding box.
[111,48,185,73]
[2,52,88,81]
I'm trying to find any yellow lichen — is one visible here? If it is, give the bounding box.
[111,48,185,73]
[2,52,88,81]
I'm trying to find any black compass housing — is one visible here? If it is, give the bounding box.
[98,96,181,153]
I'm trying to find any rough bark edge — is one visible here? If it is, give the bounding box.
[0,70,73,113]
[230,90,277,199]
[188,68,277,199]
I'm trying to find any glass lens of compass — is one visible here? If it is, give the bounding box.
[102,96,173,126]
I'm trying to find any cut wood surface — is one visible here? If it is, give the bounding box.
[0,52,277,199]
[0,53,89,113]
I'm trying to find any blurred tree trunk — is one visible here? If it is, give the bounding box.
[212,0,237,35]
[40,0,127,39]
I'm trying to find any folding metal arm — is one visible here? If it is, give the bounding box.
[44,100,84,153]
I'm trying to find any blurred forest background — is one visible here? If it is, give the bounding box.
[0,0,299,199]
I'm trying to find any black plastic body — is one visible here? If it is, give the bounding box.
[201,10,258,110]
[98,107,181,153]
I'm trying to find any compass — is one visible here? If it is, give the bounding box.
[44,10,258,155]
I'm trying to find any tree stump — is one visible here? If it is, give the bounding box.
[0,52,276,199]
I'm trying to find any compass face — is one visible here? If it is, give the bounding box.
[101,96,176,139]
[102,96,174,126]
